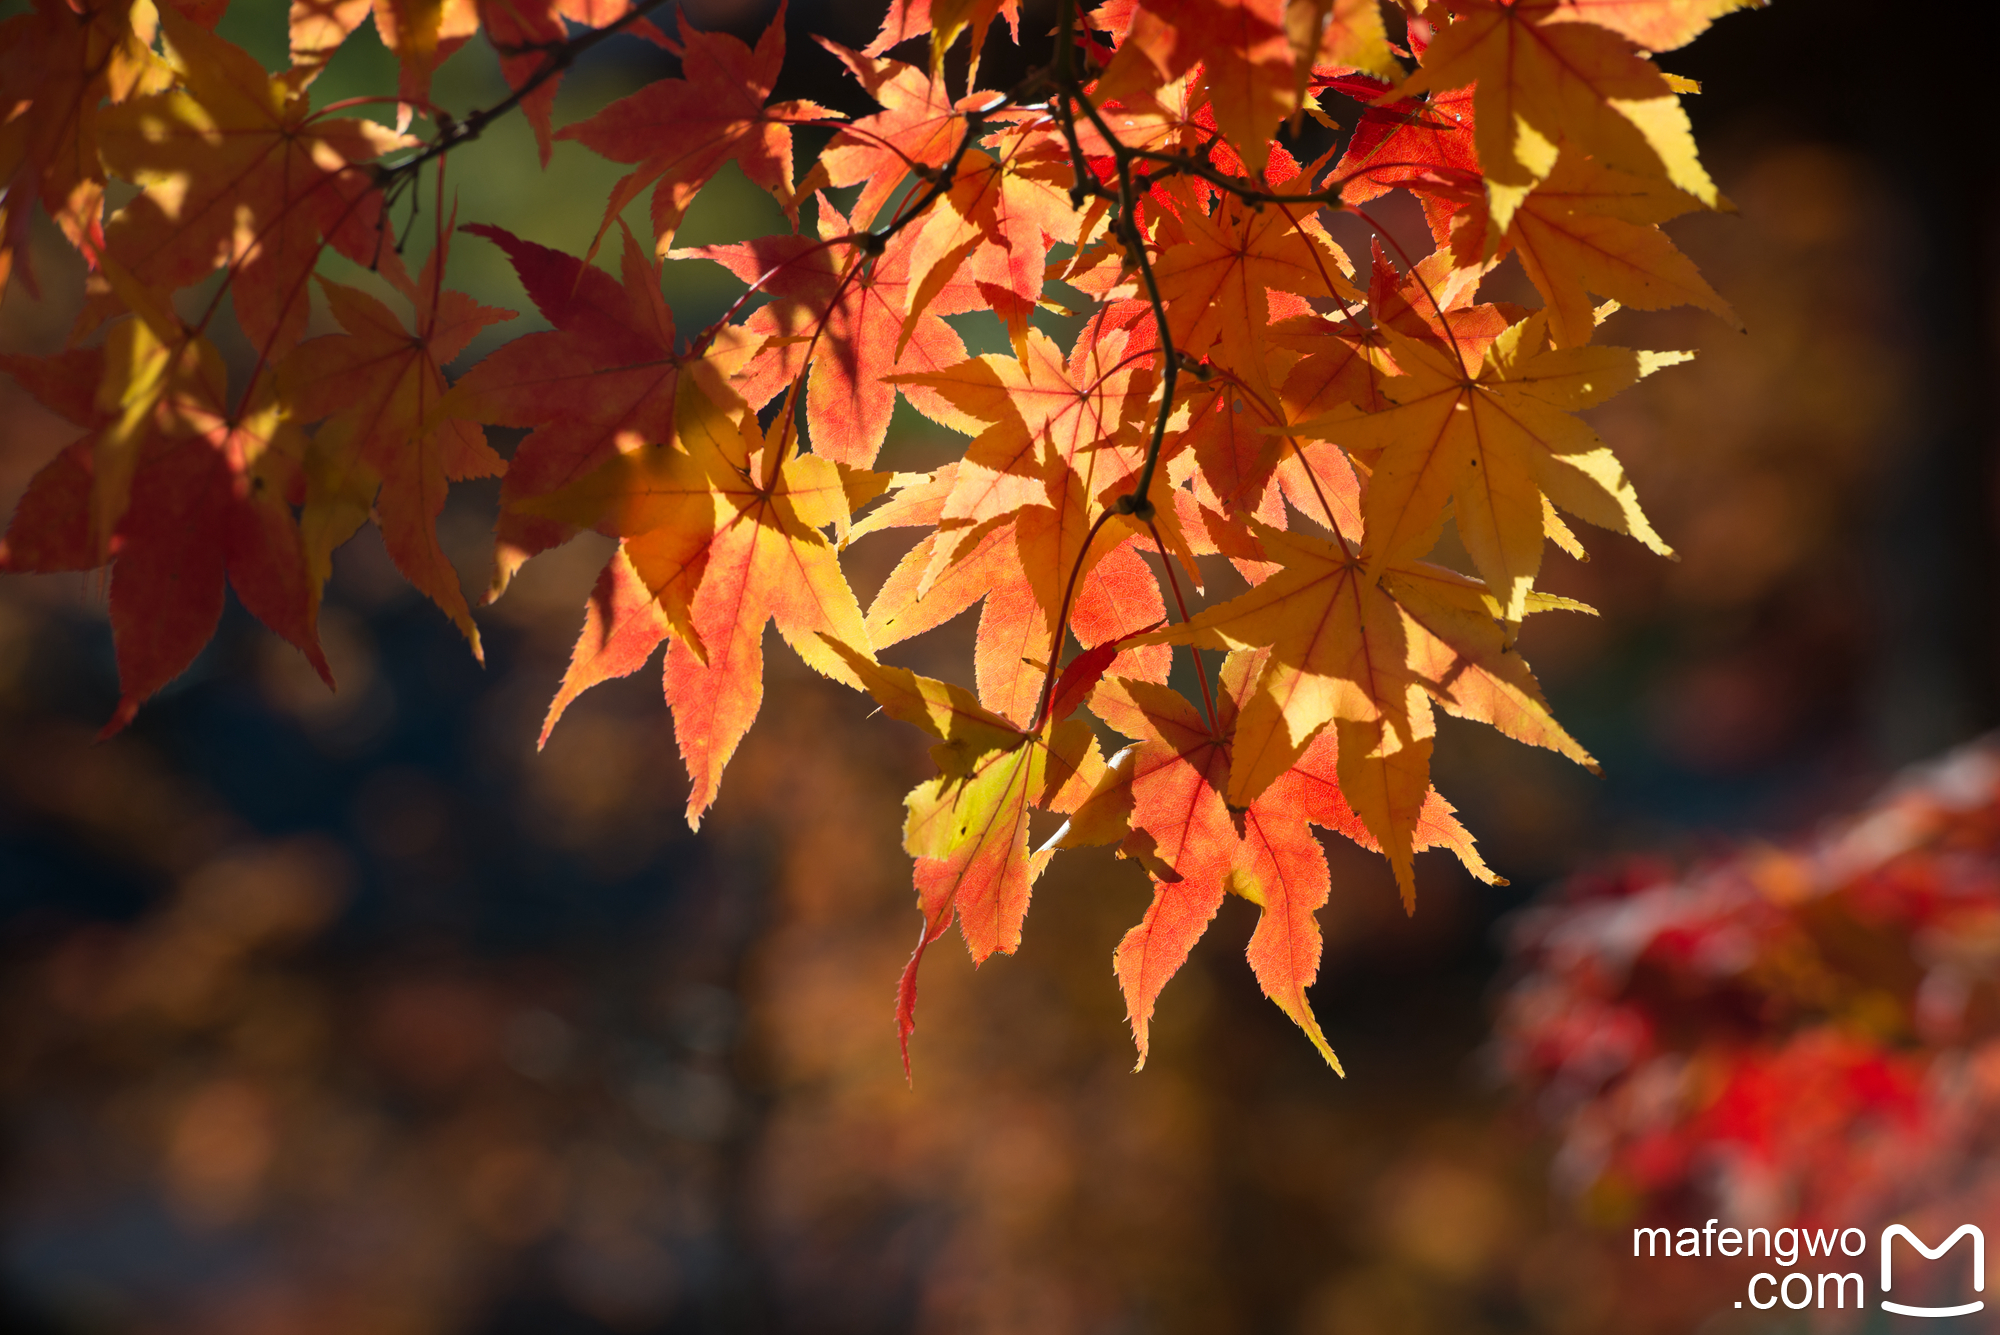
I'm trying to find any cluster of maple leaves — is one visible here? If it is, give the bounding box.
[0,0,1755,1073]
[1499,738,2000,1229]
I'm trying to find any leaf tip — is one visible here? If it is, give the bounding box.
[1395,862,1417,916]
[97,697,140,742]
[302,642,335,691]
[1293,1001,1344,1076]
[896,919,934,1088]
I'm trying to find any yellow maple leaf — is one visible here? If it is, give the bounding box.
[1299,311,1686,622]
[1462,149,1739,347]
[1397,0,1719,231]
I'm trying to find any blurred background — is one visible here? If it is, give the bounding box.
[0,0,1996,1331]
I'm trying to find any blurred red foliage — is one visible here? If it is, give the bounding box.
[1501,736,2000,1238]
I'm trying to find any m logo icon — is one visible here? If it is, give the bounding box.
[1881,1225,1985,1318]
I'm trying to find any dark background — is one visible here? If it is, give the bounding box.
[0,1,1994,1331]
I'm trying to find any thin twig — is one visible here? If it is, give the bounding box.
[1031,508,1119,733]
[1147,519,1217,732]
[378,0,681,185]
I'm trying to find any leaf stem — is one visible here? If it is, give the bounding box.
[1341,202,1467,371]
[1052,69,1176,523]
[1147,518,1217,732]
[1031,507,1119,732]
[1206,364,1357,558]
[377,0,681,185]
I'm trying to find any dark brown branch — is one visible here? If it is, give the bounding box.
[378,0,680,185]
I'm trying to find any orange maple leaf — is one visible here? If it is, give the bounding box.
[281,235,515,655]
[1538,0,1762,52]
[901,125,1080,345]
[826,640,1099,1076]
[1137,516,1592,902]
[876,327,1180,722]
[1093,0,1292,178]
[678,200,979,468]
[798,41,967,229]
[0,0,168,300]
[1059,661,1343,1071]
[1150,179,1358,381]
[387,0,481,100]
[536,382,874,828]
[870,0,1021,79]
[1289,711,1501,894]
[92,8,415,358]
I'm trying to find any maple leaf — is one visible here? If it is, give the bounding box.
[677,200,978,469]
[1059,664,1342,1071]
[1,337,328,736]
[900,132,1079,348]
[534,448,887,746]
[1285,0,1396,89]
[823,640,1098,1075]
[533,381,874,829]
[64,261,195,553]
[1133,517,1590,898]
[868,505,1156,722]
[1134,519,1427,812]
[537,539,672,744]
[1052,68,1226,189]
[871,0,1022,78]
[797,41,966,230]
[1364,239,1517,361]
[0,0,169,300]
[1150,180,1359,381]
[1395,0,1721,231]
[477,0,676,164]
[1538,0,1763,52]
[929,0,1022,78]
[867,505,1152,724]
[285,0,375,91]
[1327,79,1479,209]
[1182,375,1288,534]
[92,8,415,358]
[281,234,516,654]
[1093,0,1311,178]
[1299,312,1686,622]
[376,0,481,101]
[284,0,617,108]
[1459,150,1739,348]
[1071,679,1237,1065]
[1232,766,1341,1064]
[1289,699,1502,898]
[876,328,1179,722]
[1272,307,1387,416]
[558,1,835,256]
[1382,560,1598,772]
[895,325,1150,574]
[443,221,741,599]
